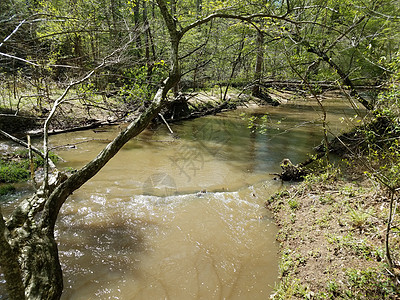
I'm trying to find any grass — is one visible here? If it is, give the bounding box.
[0,164,30,183]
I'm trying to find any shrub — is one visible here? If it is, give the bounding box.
[0,184,16,195]
[0,165,30,183]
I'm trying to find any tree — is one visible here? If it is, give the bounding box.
[276,0,400,110]
[1,0,400,298]
[0,0,297,297]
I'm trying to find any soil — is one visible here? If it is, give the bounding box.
[267,161,400,299]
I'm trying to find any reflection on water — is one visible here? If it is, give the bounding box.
[1,98,359,299]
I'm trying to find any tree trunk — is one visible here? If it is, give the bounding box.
[0,1,183,298]
[0,207,25,299]
[252,30,264,97]
[306,45,373,110]
[133,0,142,51]
[1,79,174,299]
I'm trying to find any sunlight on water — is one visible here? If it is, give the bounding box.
[57,184,280,300]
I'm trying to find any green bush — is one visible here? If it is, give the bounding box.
[0,184,16,195]
[0,165,30,183]
[0,149,59,184]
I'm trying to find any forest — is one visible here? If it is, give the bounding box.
[1,0,400,299]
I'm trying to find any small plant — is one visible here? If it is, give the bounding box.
[288,198,299,210]
[326,280,340,297]
[319,193,334,205]
[348,206,372,230]
[267,189,289,204]
[345,268,398,299]
[341,184,357,197]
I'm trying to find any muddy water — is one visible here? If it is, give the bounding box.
[1,98,359,299]
[53,115,284,300]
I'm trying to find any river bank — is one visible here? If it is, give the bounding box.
[267,159,400,299]
[3,88,394,298]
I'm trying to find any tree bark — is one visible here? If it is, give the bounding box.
[0,207,25,300]
[252,30,264,97]
[305,44,373,111]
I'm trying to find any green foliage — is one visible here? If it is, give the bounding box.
[303,167,339,187]
[326,233,380,261]
[344,268,398,299]
[0,184,16,195]
[279,248,306,277]
[2,0,399,119]
[0,163,30,183]
[119,62,168,104]
[267,189,289,207]
[0,150,58,183]
[271,249,314,299]
[361,75,400,190]
[288,198,299,210]
[239,112,284,134]
[348,206,372,230]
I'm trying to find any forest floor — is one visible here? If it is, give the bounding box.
[267,159,400,299]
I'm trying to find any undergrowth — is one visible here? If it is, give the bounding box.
[0,149,58,183]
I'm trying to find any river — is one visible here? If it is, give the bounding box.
[0,96,359,299]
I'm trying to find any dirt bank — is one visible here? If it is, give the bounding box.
[267,163,400,299]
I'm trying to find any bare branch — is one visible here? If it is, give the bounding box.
[0,19,26,48]
[292,5,338,13]
[0,129,56,169]
[0,51,40,66]
[325,16,366,52]
[355,1,400,20]
[181,12,291,36]
[42,40,135,188]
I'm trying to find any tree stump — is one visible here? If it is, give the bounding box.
[279,158,305,181]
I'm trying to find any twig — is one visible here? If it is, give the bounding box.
[158,113,174,134]
[0,129,56,169]
[0,19,26,48]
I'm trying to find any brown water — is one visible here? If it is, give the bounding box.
[0,98,360,299]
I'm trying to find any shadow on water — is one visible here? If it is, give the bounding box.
[58,218,148,299]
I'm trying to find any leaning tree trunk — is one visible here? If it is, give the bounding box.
[1,78,176,299]
[0,0,183,297]
[307,46,373,110]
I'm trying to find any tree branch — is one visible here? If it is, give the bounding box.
[40,78,170,234]
[42,42,133,188]
[181,12,292,36]
[0,129,56,169]
[0,19,26,48]
[0,52,39,66]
